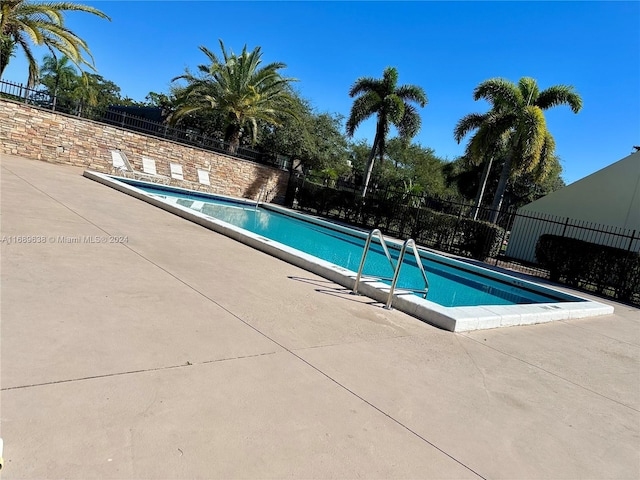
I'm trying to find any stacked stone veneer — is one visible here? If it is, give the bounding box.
[0,99,289,202]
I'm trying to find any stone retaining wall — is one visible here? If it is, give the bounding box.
[0,99,289,202]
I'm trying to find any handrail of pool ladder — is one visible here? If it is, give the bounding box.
[352,229,396,295]
[385,238,429,309]
[352,230,429,307]
[255,185,266,211]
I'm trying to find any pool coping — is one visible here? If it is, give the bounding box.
[83,170,615,332]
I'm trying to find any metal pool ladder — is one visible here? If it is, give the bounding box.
[353,229,429,309]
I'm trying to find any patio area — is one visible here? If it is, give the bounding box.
[1,155,638,479]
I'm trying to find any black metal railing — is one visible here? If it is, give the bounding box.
[505,210,639,261]
[0,79,291,171]
[294,172,514,227]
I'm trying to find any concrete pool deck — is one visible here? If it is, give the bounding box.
[1,155,638,479]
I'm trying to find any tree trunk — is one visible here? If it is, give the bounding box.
[52,85,58,111]
[472,156,493,220]
[361,130,380,198]
[225,125,241,154]
[489,154,512,223]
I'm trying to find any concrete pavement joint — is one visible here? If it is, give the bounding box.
[459,333,640,413]
[1,352,279,391]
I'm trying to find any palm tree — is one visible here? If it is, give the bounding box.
[346,67,427,198]
[0,0,110,87]
[39,53,76,110]
[171,40,298,154]
[458,77,582,222]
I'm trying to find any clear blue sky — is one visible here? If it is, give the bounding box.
[3,1,639,185]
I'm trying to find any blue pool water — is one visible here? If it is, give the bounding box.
[127,181,569,307]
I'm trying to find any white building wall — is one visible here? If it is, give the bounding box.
[506,152,640,263]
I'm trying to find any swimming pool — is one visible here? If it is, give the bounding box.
[84,171,614,331]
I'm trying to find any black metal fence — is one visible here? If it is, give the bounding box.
[291,173,514,227]
[0,79,291,170]
[505,210,639,263]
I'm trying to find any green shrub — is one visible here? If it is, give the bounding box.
[456,219,505,259]
[412,209,504,259]
[535,235,640,302]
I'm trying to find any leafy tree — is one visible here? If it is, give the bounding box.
[38,53,76,110]
[508,154,565,207]
[258,95,349,173]
[347,139,372,186]
[346,66,427,197]
[385,138,449,197]
[0,0,110,87]
[53,72,121,117]
[69,71,97,116]
[461,77,582,222]
[171,39,298,153]
[305,112,349,173]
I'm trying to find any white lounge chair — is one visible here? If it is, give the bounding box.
[110,150,169,184]
[110,149,133,177]
[197,168,211,186]
[141,156,170,183]
[170,162,184,181]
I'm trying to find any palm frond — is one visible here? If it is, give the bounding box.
[453,112,488,143]
[536,85,583,113]
[348,77,383,98]
[395,84,427,107]
[518,77,540,106]
[1,0,109,83]
[474,77,522,109]
[396,102,421,140]
[346,91,380,136]
[514,105,546,174]
[532,131,557,181]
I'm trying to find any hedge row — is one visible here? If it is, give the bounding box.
[295,182,504,260]
[535,234,640,302]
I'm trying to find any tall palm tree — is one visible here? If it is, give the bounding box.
[171,40,298,153]
[39,53,76,110]
[0,0,110,87]
[346,67,427,198]
[458,77,582,222]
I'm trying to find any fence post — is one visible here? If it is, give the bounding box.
[449,203,465,251]
[561,217,570,237]
[494,211,512,265]
[628,230,637,252]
